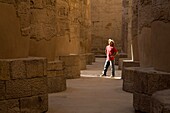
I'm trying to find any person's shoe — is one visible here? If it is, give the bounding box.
[100,74,106,77]
[109,75,115,78]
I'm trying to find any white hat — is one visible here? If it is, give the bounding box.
[108,39,114,43]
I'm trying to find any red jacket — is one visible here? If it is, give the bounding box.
[106,45,118,60]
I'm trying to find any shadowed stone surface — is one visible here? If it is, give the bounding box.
[151,89,170,113]
[0,57,48,113]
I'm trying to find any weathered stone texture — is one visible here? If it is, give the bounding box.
[0,58,48,113]
[86,53,95,65]
[138,0,153,67]
[30,77,47,96]
[25,58,46,78]
[11,60,26,79]
[47,60,63,71]
[133,67,170,112]
[47,60,66,93]
[64,65,80,79]
[48,76,66,93]
[79,54,87,70]
[152,0,170,22]
[151,89,170,113]
[20,94,48,113]
[0,60,11,80]
[0,0,15,4]
[0,81,5,100]
[0,3,30,59]
[115,53,128,65]
[118,58,131,70]
[29,0,57,61]
[122,67,139,93]
[121,0,129,54]
[6,79,32,99]
[91,0,122,55]
[133,92,151,112]
[151,1,170,72]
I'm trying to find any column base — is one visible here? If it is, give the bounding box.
[0,57,48,113]
[47,60,66,93]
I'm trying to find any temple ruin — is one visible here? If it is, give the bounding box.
[0,0,170,113]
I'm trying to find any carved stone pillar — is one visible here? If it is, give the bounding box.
[152,0,170,72]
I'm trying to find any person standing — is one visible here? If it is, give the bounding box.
[100,39,118,78]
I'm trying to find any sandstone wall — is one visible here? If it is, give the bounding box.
[29,0,57,61]
[121,0,129,54]
[131,0,139,61]
[91,0,122,55]
[55,0,71,56]
[55,0,80,56]
[152,0,170,72]
[138,0,153,67]
[80,0,91,54]
[0,1,30,59]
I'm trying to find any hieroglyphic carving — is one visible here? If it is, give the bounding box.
[56,0,70,37]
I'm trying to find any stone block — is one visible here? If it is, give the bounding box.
[17,2,30,16]
[20,94,48,113]
[115,53,128,65]
[59,54,80,66]
[134,68,149,94]
[122,61,140,69]
[31,95,48,113]
[151,89,170,113]
[123,82,133,93]
[6,99,20,113]
[79,54,86,70]
[134,68,170,95]
[0,100,7,113]
[20,97,32,113]
[122,67,139,93]
[47,70,56,77]
[25,58,45,78]
[118,58,131,70]
[64,66,80,79]
[29,77,47,96]
[11,60,26,79]
[6,79,32,99]
[47,60,63,71]
[0,81,5,100]
[86,53,95,65]
[48,76,66,93]
[133,92,151,113]
[20,13,30,30]
[0,60,10,80]
[133,67,170,113]
[30,0,44,9]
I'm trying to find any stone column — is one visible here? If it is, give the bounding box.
[59,54,80,79]
[79,0,95,67]
[29,0,57,61]
[151,89,170,113]
[122,0,140,93]
[121,0,129,54]
[29,0,67,94]
[0,1,30,59]
[138,0,153,67]
[131,0,139,61]
[55,0,81,79]
[133,1,170,113]
[152,0,170,72]
[47,60,66,93]
[91,0,122,55]
[0,1,48,112]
